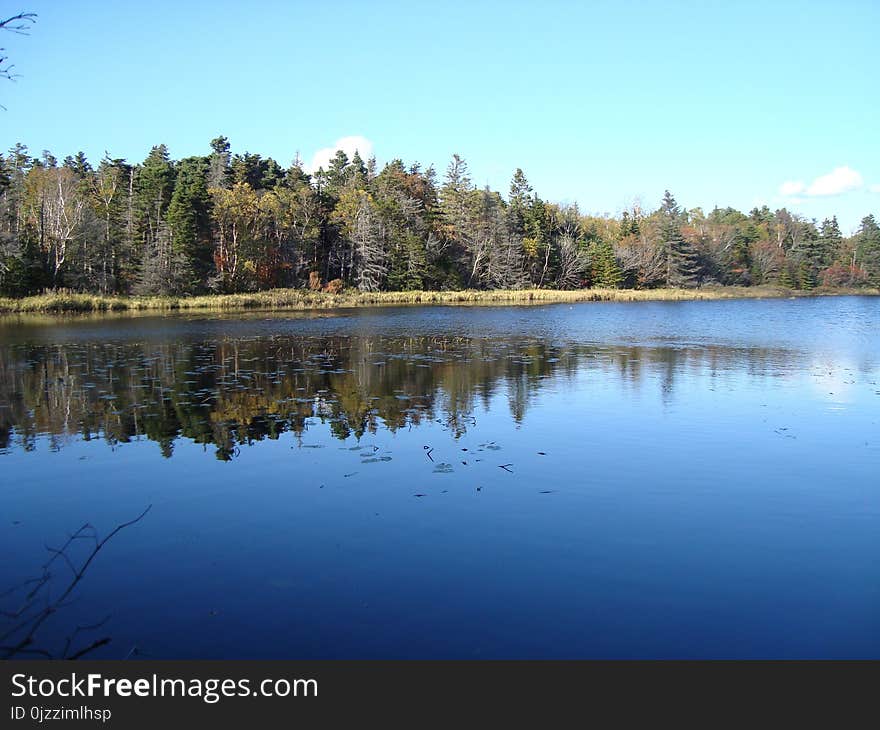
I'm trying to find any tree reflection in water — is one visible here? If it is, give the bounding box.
[0,334,796,459]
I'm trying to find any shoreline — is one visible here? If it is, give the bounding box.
[0,285,877,316]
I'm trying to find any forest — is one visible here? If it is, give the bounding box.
[1,138,879,298]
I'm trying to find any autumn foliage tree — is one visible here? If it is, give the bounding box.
[0,139,876,297]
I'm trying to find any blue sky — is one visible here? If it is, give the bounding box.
[2,0,878,231]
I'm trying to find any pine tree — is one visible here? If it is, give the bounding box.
[167,156,212,291]
[660,190,700,287]
[134,145,175,293]
[589,239,622,288]
[791,221,824,285]
[619,211,632,239]
[322,150,351,195]
[797,258,816,290]
[524,195,554,286]
[89,155,131,293]
[777,260,796,289]
[855,214,880,285]
[62,151,91,176]
[507,168,532,237]
[349,151,368,188]
[439,154,480,286]
[207,136,231,190]
[817,216,842,270]
[231,152,270,190]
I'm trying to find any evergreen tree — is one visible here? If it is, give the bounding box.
[818,216,842,269]
[261,158,284,190]
[135,145,174,236]
[349,151,368,188]
[660,190,700,287]
[321,150,351,195]
[797,258,816,290]
[207,136,231,190]
[855,214,880,285]
[589,238,623,288]
[523,195,554,286]
[0,136,871,298]
[439,154,478,287]
[777,259,796,289]
[134,145,175,293]
[62,151,91,176]
[791,221,824,285]
[167,155,212,291]
[88,155,131,293]
[507,168,532,237]
[231,152,269,190]
[373,160,431,291]
[619,211,633,239]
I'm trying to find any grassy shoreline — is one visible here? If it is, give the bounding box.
[0,285,877,315]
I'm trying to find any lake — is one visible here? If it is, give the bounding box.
[1,296,878,659]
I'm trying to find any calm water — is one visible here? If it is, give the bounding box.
[1,297,878,658]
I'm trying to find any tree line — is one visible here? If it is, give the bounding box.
[1,138,878,297]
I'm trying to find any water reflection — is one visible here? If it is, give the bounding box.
[1,300,878,659]
[1,334,800,459]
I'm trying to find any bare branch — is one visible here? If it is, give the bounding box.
[0,11,37,91]
[0,13,37,34]
[67,637,111,660]
[0,505,151,659]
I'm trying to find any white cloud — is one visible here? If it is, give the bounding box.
[779,180,805,196]
[304,135,374,174]
[869,183,880,194]
[804,166,863,196]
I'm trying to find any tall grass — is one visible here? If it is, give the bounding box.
[0,285,876,314]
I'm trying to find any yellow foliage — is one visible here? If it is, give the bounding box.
[3,286,874,316]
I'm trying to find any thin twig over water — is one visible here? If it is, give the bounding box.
[0,505,152,660]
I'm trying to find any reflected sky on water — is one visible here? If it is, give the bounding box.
[1,297,878,658]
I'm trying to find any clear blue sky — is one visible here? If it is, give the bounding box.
[2,0,878,231]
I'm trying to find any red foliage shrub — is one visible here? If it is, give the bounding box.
[820,264,869,288]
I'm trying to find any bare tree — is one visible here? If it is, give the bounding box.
[491,232,527,289]
[616,232,667,288]
[352,195,386,292]
[555,234,587,289]
[750,240,783,284]
[44,167,86,284]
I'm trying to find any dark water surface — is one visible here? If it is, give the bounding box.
[1,297,878,658]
